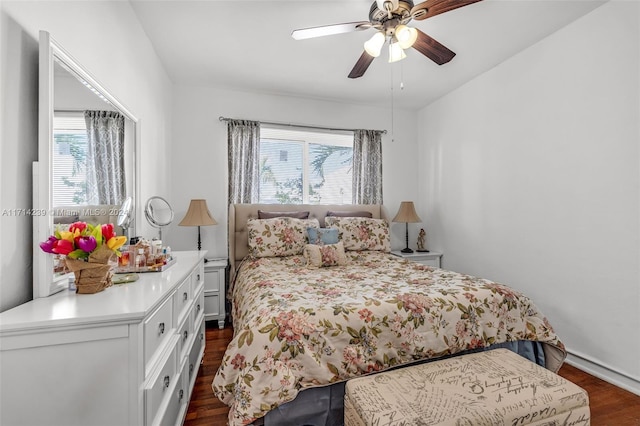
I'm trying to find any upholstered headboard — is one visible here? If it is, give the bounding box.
[228,203,389,277]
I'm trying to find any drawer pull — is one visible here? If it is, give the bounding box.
[183,330,189,341]
[197,274,201,281]
[196,304,201,312]
[163,375,170,388]
[178,389,184,401]
[183,291,188,301]
[200,332,204,341]
[189,363,194,376]
[158,322,165,335]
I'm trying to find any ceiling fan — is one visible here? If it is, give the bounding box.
[291,0,482,78]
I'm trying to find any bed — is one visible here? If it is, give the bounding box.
[212,204,566,426]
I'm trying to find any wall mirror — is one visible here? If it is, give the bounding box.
[33,31,139,298]
[144,196,174,241]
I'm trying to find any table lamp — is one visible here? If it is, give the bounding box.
[392,201,422,253]
[178,199,217,250]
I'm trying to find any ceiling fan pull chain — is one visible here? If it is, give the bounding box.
[390,60,395,143]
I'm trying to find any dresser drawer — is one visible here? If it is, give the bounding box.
[188,318,206,386]
[204,293,220,316]
[193,287,205,327]
[176,310,193,361]
[145,340,177,426]
[144,297,174,373]
[153,359,189,426]
[173,275,192,326]
[204,268,221,292]
[192,262,204,289]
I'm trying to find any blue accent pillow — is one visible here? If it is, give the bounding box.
[307,227,339,245]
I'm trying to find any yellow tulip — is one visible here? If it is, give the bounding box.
[107,236,127,251]
[58,230,75,242]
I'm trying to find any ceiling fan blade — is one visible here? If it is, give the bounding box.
[412,29,456,65]
[411,0,482,21]
[292,21,372,40]
[348,51,375,79]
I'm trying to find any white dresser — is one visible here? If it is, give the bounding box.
[0,251,206,426]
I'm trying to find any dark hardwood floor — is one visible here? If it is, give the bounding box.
[184,324,234,425]
[185,323,640,426]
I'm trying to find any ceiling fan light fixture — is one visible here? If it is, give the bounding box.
[388,41,407,63]
[364,31,386,57]
[376,0,399,13]
[395,24,418,49]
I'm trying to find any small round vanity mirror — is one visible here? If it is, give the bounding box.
[117,196,133,239]
[144,196,174,240]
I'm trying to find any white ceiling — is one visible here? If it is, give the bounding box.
[130,0,606,110]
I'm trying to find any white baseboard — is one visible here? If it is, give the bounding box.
[565,349,640,396]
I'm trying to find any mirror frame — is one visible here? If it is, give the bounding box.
[145,196,174,228]
[33,31,140,298]
[144,196,174,241]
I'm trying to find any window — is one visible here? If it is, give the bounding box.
[52,113,89,206]
[259,127,353,204]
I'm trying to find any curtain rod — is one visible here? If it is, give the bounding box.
[218,116,387,135]
[55,109,118,113]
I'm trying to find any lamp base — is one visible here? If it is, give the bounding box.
[416,249,430,252]
[401,223,413,254]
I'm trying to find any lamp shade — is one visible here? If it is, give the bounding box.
[388,41,407,63]
[395,25,418,49]
[392,201,422,223]
[364,31,385,58]
[178,199,217,227]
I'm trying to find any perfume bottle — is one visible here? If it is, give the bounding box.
[135,249,146,271]
[118,245,130,271]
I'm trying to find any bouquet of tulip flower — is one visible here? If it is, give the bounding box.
[40,222,128,294]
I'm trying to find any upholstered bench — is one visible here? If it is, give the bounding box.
[344,349,590,426]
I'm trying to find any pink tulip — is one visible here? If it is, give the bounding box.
[39,236,57,253]
[76,236,97,253]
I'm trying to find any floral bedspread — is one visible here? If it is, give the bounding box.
[212,251,566,426]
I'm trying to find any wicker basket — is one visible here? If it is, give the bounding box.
[65,245,114,294]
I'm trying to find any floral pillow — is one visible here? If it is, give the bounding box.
[307,227,339,245]
[248,217,319,258]
[325,217,390,252]
[303,242,348,267]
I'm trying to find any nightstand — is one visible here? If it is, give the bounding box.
[391,250,442,268]
[204,258,228,329]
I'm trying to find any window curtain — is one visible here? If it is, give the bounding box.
[227,119,260,204]
[84,110,126,205]
[352,129,383,204]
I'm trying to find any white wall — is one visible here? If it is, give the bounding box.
[0,1,173,311]
[166,85,421,257]
[419,1,640,392]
